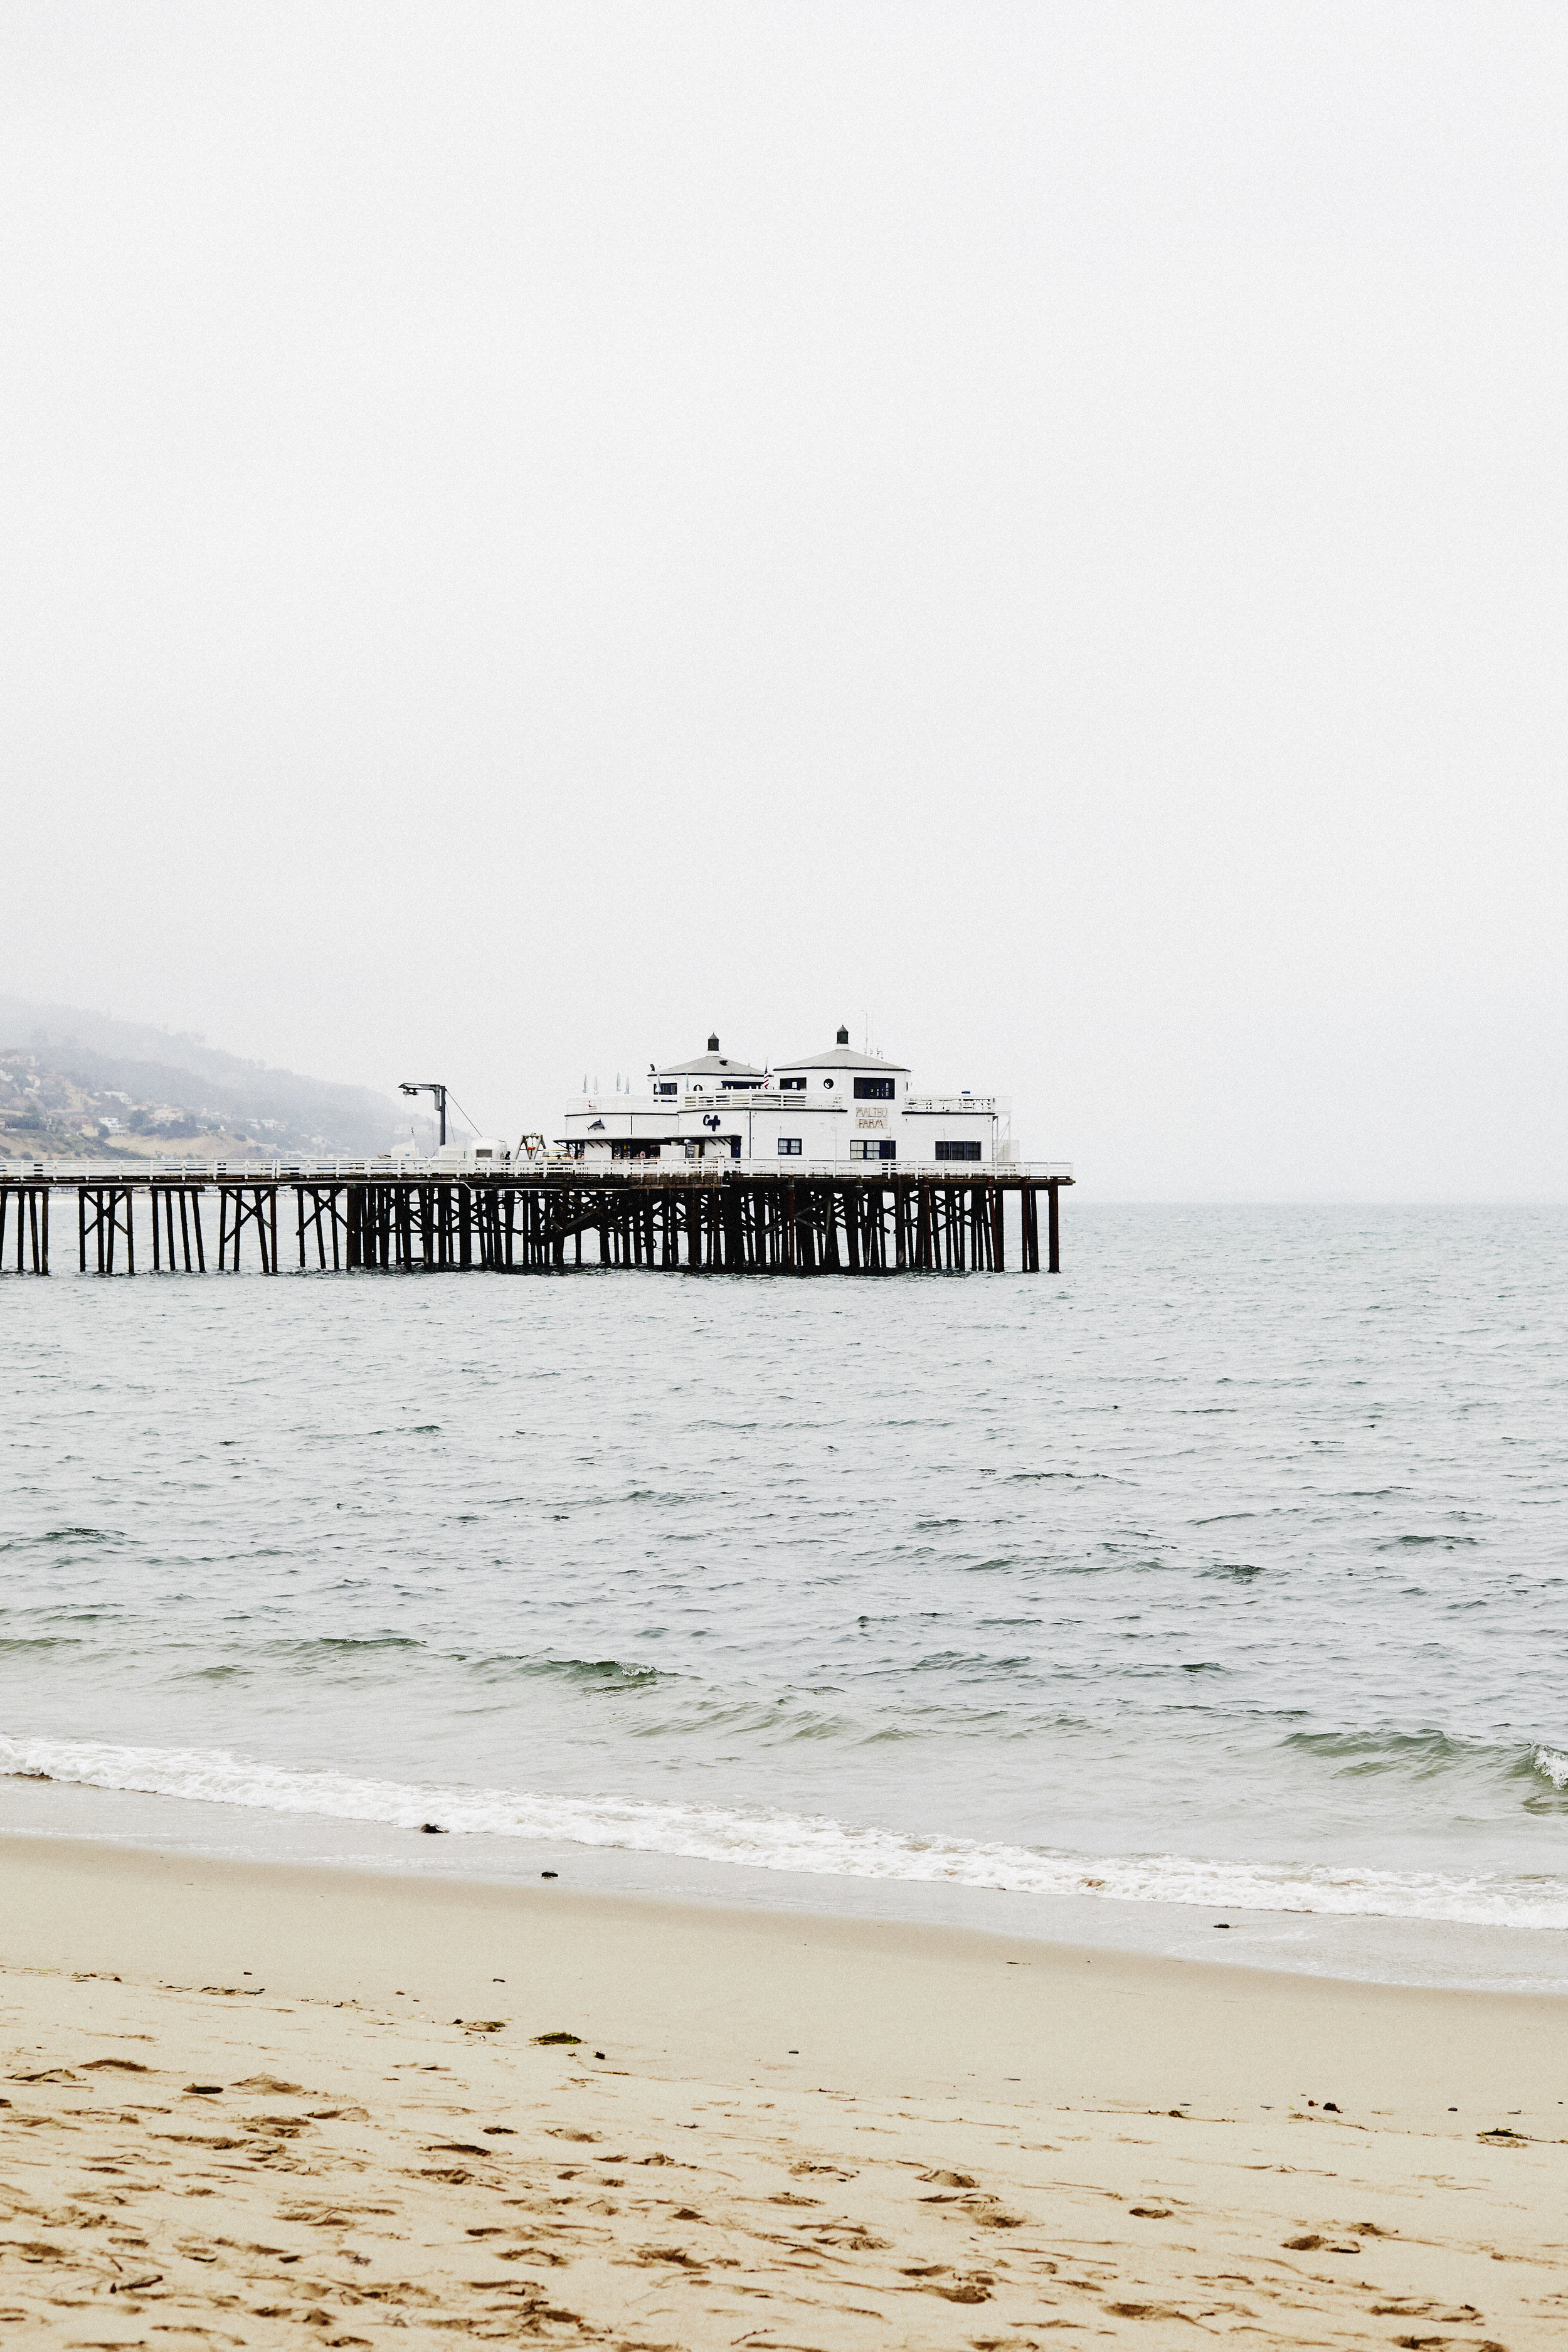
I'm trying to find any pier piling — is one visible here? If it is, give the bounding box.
[0,1166,1071,1278]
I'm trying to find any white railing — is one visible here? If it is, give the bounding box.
[4,1155,1073,1185]
[1,1157,485,1180]
[904,1096,1000,1115]
[576,1089,798,1113]
[575,1091,1004,1116]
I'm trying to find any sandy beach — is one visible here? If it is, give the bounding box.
[1,1837,1564,2346]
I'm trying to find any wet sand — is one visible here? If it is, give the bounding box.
[3,1834,1565,2345]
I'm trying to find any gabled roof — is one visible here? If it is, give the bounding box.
[657,1049,766,1079]
[775,1044,909,1073]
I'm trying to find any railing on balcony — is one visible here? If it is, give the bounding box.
[572,1089,1004,1115]
[903,1096,1002,1115]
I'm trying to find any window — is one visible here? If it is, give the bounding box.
[854,1076,895,1100]
[778,1076,806,1091]
[777,1136,803,1156]
[935,1139,982,1161]
[654,1081,677,1096]
[851,1138,897,1160]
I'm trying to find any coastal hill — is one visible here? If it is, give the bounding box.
[0,992,427,1162]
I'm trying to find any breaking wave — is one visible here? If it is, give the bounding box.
[5,1730,1568,1931]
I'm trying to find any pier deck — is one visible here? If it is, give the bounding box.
[0,1162,1073,1277]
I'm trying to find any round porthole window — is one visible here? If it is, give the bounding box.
[823,1078,834,1089]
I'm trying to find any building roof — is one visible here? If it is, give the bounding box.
[775,1043,909,1073]
[656,1034,766,1080]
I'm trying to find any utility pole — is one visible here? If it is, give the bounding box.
[400,1081,448,1147]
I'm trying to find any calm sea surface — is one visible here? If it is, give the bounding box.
[4,1205,1566,1986]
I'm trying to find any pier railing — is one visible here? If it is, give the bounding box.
[3,1156,1073,1184]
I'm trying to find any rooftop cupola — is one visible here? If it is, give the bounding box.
[708,1033,720,1051]
[837,1025,849,1044]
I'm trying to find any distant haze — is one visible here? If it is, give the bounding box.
[0,992,425,1157]
[1,3,1562,1197]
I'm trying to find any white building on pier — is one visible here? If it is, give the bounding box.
[559,1028,1007,1168]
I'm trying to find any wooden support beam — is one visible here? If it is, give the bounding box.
[3,1171,1062,1283]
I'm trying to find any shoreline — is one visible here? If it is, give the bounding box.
[4,1833,1567,2346]
[8,1775,1568,1998]
[6,1830,1568,2116]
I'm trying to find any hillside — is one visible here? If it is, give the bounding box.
[0,994,428,1162]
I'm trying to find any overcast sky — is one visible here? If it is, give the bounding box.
[2,3,1562,1196]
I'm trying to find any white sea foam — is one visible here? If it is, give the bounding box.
[6,1731,1568,1931]
[1534,1747,1568,1790]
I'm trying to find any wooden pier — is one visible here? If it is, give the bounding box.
[0,1164,1072,1278]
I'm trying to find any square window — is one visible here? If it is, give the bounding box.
[777,1136,802,1155]
[778,1076,806,1091]
[853,1076,895,1100]
[850,1138,897,1160]
[934,1139,982,1162]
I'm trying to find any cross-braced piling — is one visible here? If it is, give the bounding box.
[1,1164,1072,1278]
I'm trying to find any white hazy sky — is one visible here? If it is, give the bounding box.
[2,2,1562,1197]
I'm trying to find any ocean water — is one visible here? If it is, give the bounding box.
[3,1204,1567,1987]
